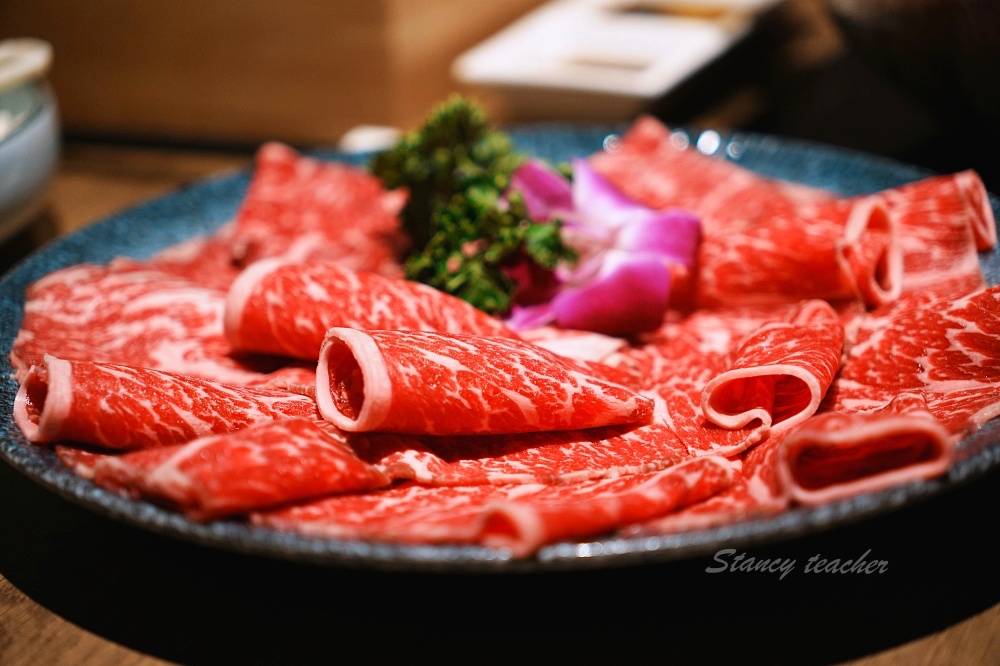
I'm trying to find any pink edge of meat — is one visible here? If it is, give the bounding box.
[221,256,286,351]
[955,169,998,250]
[12,354,72,442]
[778,413,956,506]
[477,455,736,558]
[476,501,546,559]
[55,445,108,480]
[967,399,1000,432]
[841,196,903,307]
[315,327,393,432]
[701,365,823,436]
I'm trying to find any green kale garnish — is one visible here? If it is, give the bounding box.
[369,94,524,250]
[369,94,576,315]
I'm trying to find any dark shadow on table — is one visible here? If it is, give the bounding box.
[2,456,997,666]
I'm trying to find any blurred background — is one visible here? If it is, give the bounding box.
[2,0,999,271]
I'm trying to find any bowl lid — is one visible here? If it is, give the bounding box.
[0,38,53,95]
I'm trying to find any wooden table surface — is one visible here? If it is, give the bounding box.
[1,141,999,665]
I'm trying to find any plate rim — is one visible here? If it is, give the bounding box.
[2,124,998,573]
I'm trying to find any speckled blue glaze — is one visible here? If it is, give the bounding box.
[1,126,997,572]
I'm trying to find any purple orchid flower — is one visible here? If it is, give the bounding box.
[506,158,701,335]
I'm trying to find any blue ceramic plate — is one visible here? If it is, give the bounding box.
[2,125,998,572]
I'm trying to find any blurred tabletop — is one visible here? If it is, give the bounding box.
[1,137,998,665]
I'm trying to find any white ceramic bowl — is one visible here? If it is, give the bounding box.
[0,38,60,244]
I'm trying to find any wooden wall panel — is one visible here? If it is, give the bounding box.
[0,0,545,146]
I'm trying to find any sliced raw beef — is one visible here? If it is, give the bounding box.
[561,358,643,390]
[144,230,242,291]
[620,436,789,537]
[223,258,518,360]
[691,194,899,309]
[14,355,317,450]
[475,455,734,556]
[590,116,997,311]
[253,455,735,557]
[338,305,787,487]
[517,326,643,388]
[346,422,693,487]
[589,116,902,309]
[701,299,845,436]
[591,116,826,213]
[9,259,285,386]
[622,430,790,535]
[316,328,653,435]
[778,393,955,505]
[9,108,998,559]
[254,481,490,547]
[879,170,995,294]
[941,169,997,251]
[87,418,390,520]
[359,303,808,489]
[626,300,833,391]
[227,142,408,276]
[347,370,769,487]
[591,116,997,259]
[829,284,1000,434]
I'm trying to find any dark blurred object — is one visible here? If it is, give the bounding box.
[819,0,1000,190]
[827,0,1000,129]
[704,0,1000,193]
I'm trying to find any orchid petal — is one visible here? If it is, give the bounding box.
[551,250,672,335]
[570,159,653,231]
[510,160,574,221]
[501,156,702,335]
[505,302,557,331]
[615,209,702,269]
[555,248,605,284]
